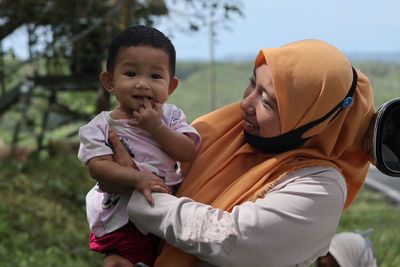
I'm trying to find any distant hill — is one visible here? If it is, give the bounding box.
[219,52,400,63]
[346,52,400,63]
[172,60,399,122]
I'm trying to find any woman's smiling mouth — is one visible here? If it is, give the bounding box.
[243,118,258,128]
[243,119,259,133]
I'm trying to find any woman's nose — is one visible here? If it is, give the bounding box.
[240,91,256,116]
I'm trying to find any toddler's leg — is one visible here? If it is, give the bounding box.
[103,253,134,267]
[91,222,159,267]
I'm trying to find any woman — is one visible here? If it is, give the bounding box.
[107,39,375,266]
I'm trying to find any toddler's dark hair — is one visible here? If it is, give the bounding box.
[106,25,176,76]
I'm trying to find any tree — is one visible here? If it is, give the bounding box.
[0,0,243,75]
[0,0,242,151]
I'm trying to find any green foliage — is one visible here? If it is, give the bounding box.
[337,187,400,266]
[171,61,252,122]
[354,62,400,107]
[1,0,242,76]
[0,154,102,267]
[176,61,208,80]
[1,154,400,266]
[1,59,399,148]
[0,54,28,90]
[170,60,400,122]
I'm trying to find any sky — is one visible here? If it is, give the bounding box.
[162,0,400,60]
[2,0,400,61]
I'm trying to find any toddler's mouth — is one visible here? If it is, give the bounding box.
[133,96,154,105]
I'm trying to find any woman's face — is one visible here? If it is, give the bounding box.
[240,64,281,137]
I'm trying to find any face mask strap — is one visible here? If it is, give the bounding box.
[292,67,358,137]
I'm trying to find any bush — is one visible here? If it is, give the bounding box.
[0,153,102,266]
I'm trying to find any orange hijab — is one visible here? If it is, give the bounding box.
[155,40,375,266]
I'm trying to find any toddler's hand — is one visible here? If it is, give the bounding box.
[135,172,171,206]
[129,98,163,134]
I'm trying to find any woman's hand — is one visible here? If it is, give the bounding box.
[107,127,171,205]
[98,128,138,195]
[97,182,132,195]
[108,128,137,169]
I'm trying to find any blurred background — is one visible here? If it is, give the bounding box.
[0,0,399,266]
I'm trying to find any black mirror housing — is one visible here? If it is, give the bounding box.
[370,98,400,177]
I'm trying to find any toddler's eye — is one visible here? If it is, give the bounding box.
[125,71,136,77]
[151,74,162,79]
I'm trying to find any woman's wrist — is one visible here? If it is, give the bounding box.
[97,182,134,195]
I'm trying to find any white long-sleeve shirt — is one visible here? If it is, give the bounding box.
[127,166,347,267]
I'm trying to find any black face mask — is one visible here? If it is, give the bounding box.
[244,130,307,154]
[244,67,358,154]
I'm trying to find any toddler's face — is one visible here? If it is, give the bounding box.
[110,45,176,114]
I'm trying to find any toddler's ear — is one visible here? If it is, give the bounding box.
[100,71,114,94]
[168,76,179,95]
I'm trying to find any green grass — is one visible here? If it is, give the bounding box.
[1,153,400,266]
[354,62,400,107]
[171,61,252,122]
[337,186,400,266]
[0,154,102,267]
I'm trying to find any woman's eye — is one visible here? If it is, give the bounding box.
[249,77,256,88]
[125,71,136,77]
[261,91,271,108]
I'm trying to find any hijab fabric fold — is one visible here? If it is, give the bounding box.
[155,39,375,267]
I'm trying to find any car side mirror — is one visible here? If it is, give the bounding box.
[368,98,400,177]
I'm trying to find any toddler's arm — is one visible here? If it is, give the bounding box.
[87,155,170,205]
[130,99,196,162]
[148,123,196,162]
